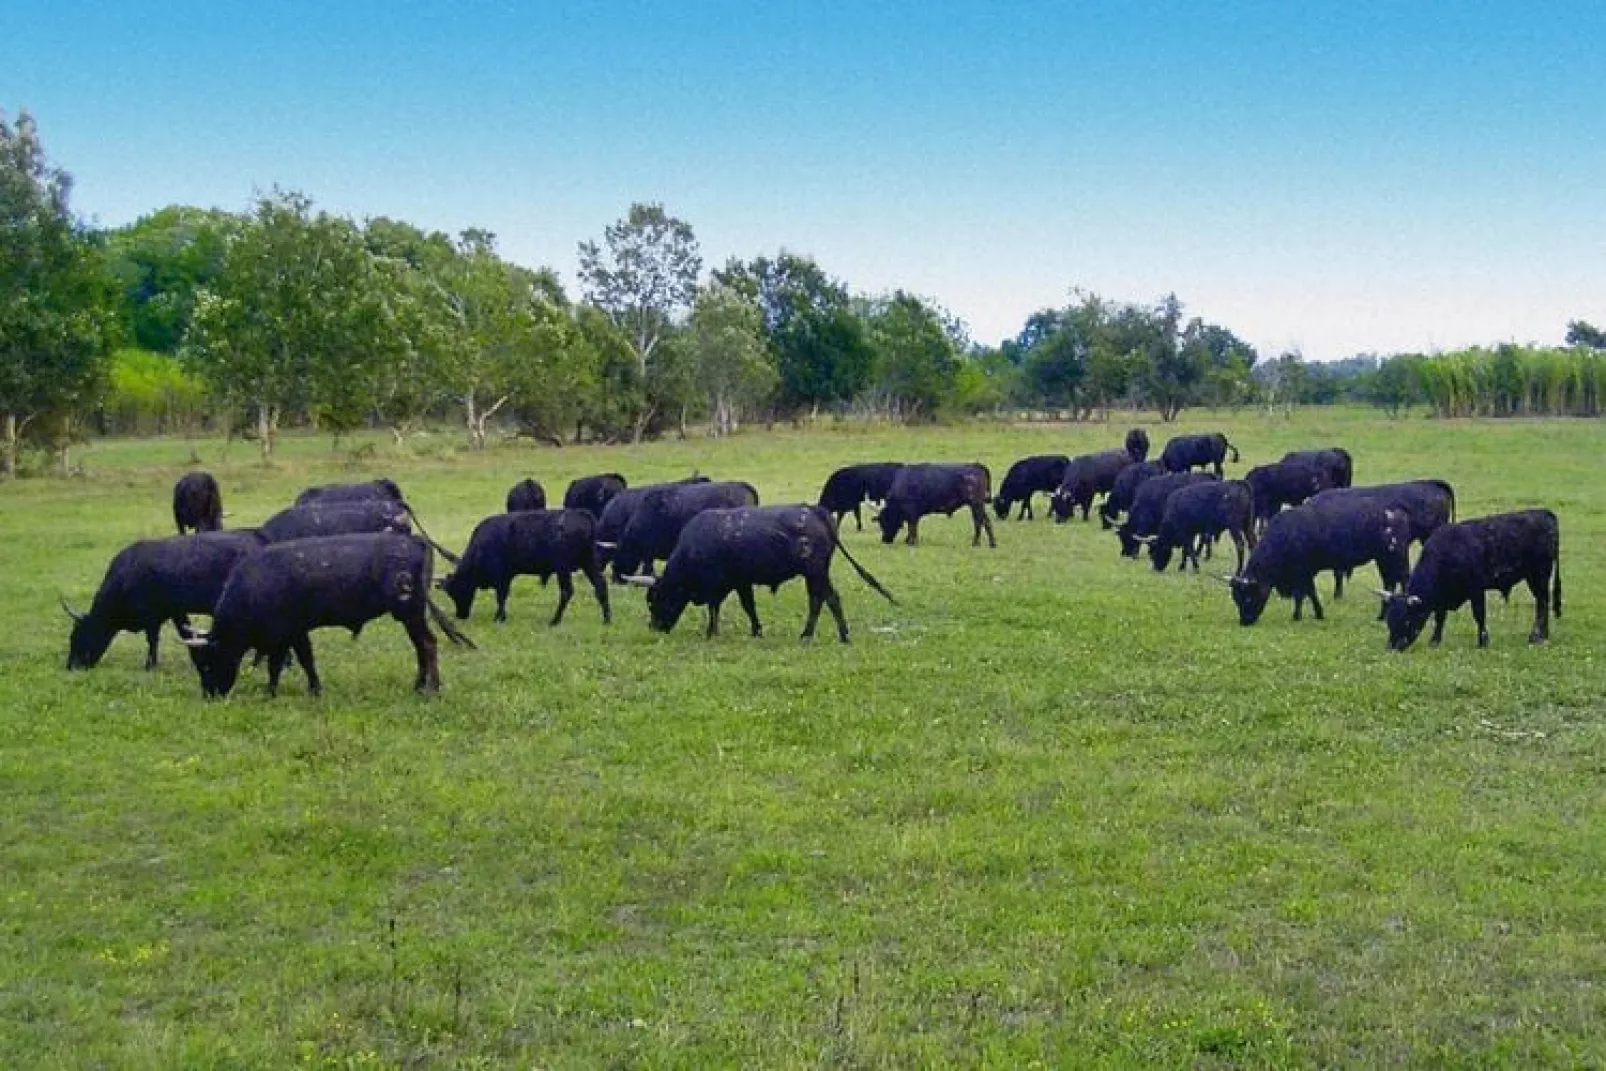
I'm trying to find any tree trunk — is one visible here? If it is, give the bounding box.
[1,413,18,479]
[631,405,654,444]
[465,393,482,450]
[256,404,279,462]
[677,404,689,440]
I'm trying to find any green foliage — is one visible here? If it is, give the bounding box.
[102,347,207,434]
[686,283,775,436]
[862,291,960,420]
[0,110,116,475]
[1565,319,1605,350]
[1414,345,1603,418]
[102,205,233,353]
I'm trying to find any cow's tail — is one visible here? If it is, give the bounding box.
[427,596,477,649]
[820,510,897,605]
[1553,525,1563,619]
[401,499,462,565]
[1224,437,1240,463]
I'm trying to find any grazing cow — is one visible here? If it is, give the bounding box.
[1100,460,1165,529]
[625,505,896,641]
[505,478,547,513]
[1050,450,1132,522]
[1145,480,1255,574]
[293,478,404,507]
[1245,457,1333,533]
[994,454,1069,520]
[818,462,904,531]
[1160,432,1240,476]
[1125,428,1151,463]
[440,509,610,626]
[1115,472,1216,557]
[1380,510,1561,650]
[1282,447,1353,490]
[261,500,411,543]
[172,472,223,534]
[612,480,761,579]
[1225,499,1411,625]
[594,476,711,581]
[180,533,472,698]
[1309,479,1456,599]
[62,530,268,670]
[563,472,628,517]
[877,463,995,547]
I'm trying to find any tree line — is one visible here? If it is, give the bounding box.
[4,109,1603,476]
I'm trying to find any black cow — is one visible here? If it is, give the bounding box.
[1160,433,1239,476]
[1308,479,1456,600]
[294,478,404,507]
[626,505,896,641]
[1100,461,1165,529]
[1245,457,1333,533]
[1125,428,1151,463]
[1225,499,1411,625]
[818,462,904,531]
[180,533,472,698]
[1115,472,1216,557]
[172,472,223,534]
[994,454,1069,520]
[1381,510,1561,650]
[62,530,268,670]
[1146,480,1255,574]
[440,509,610,626]
[564,472,628,517]
[261,500,411,543]
[877,463,995,548]
[1282,447,1353,490]
[505,478,547,513]
[613,480,761,579]
[1050,450,1132,523]
[594,476,710,581]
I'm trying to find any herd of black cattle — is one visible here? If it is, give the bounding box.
[58,429,1562,698]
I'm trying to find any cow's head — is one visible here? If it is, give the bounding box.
[179,626,240,698]
[875,503,904,544]
[1125,428,1150,463]
[1146,538,1173,572]
[623,573,687,633]
[1115,523,1142,558]
[61,598,113,670]
[437,569,476,620]
[1049,491,1075,524]
[1379,590,1429,651]
[992,494,1012,520]
[1224,574,1271,625]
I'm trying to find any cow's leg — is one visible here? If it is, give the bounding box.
[494,580,511,623]
[1292,590,1304,621]
[403,615,440,693]
[1308,582,1325,621]
[1021,499,1032,521]
[1470,590,1490,647]
[1430,609,1448,645]
[1230,531,1245,575]
[265,646,291,697]
[706,596,724,638]
[144,623,162,670]
[737,585,763,637]
[550,572,575,626]
[1528,572,1550,642]
[906,518,919,546]
[819,577,850,643]
[291,634,321,696]
[973,503,997,548]
[801,577,824,639]
[583,562,612,624]
[852,504,863,531]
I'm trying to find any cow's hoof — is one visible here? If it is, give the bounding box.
[1528,632,1548,645]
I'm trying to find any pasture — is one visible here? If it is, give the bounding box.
[3,409,1603,1066]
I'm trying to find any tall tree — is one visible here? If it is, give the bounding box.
[863,291,960,420]
[577,203,701,441]
[183,190,386,460]
[687,283,775,436]
[103,205,234,354]
[1566,320,1606,350]
[0,110,115,476]
[714,253,872,419]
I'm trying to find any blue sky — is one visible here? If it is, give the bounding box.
[6,1,1603,357]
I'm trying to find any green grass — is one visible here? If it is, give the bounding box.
[2,408,1603,1066]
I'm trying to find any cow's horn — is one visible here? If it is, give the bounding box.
[595,541,618,550]
[1373,588,1395,599]
[1210,573,1237,586]
[58,596,85,622]
[622,574,657,588]
[179,633,211,648]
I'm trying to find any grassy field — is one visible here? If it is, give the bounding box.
[2,408,1603,1066]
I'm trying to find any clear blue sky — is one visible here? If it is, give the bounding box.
[6,0,1603,358]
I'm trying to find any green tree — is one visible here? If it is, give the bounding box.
[182,190,386,460]
[1565,320,1606,350]
[0,110,116,476]
[863,291,959,420]
[686,283,775,436]
[103,205,234,354]
[577,203,702,441]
